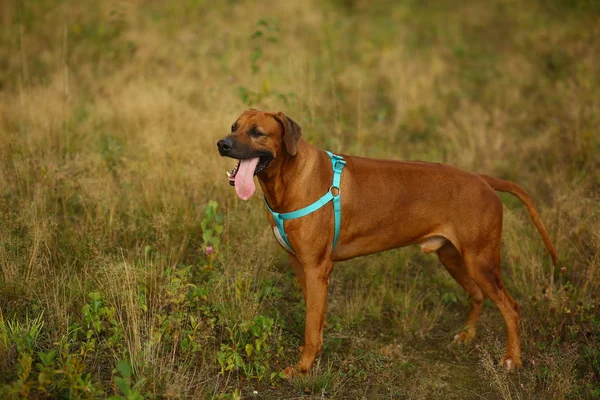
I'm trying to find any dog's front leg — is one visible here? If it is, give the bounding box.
[289,254,307,304]
[298,259,333,373]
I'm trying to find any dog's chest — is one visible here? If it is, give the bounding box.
[272,226,294,253]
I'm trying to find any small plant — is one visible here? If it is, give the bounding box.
[236,17,296,106]
[249,17,279,75]
[108,360,145,400]
[217,314,284,382]
[0,310,102,398]
[213,388,242,400]
[35,350,57,397]
[156,264,217,354]
[4,311,44,354]
[82,291,123,354]
[0,308,9,354]
[201,200,224,269]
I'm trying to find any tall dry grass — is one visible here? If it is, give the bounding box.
[0,0,599,398]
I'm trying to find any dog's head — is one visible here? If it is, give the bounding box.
[217,109,302,200]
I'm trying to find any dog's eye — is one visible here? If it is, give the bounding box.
[248,129,265,138]
[231,122,238,132]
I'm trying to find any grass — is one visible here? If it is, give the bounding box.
[0,0,599,398]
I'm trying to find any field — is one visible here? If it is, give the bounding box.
[0,0,599,398]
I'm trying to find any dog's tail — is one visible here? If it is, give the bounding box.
[480,174,558,267]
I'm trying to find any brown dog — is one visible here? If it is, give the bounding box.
[217,109,557,374]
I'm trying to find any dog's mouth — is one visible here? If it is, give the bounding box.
[226,155,272,186]
[226,154,272,200]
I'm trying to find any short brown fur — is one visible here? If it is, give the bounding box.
[218,109,558,374]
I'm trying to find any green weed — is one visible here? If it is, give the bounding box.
[0,0,598,398]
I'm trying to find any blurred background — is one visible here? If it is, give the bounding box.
[0,0,598,398]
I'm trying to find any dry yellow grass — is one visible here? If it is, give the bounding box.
[0,0,599,398]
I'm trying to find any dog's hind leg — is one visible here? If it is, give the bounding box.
[463,246,522,369]
[437,242,485,344]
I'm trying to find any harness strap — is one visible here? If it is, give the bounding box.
[264,151,346,253]
[328,151,345,248]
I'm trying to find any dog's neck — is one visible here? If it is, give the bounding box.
[257,140,329,212]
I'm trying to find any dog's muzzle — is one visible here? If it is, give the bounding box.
[217,138,233,156]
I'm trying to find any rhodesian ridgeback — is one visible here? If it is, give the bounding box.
[217,109,557,374]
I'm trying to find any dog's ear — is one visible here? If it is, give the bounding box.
[274,112,302,156]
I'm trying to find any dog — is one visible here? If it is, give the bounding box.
[217,109,557,374]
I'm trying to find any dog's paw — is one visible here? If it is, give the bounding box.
[452,329,476,345]
[499,355,522,370]
[283,366,298,379]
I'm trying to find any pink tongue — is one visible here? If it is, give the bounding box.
[234,157,260,200]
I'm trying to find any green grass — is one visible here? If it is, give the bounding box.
[0,0,599,398]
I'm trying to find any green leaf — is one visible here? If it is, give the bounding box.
[251,48,262,63]
[238,86,250,104]
[117,359,132,378]
[245,344,253,356]
[38,349,56,366]
[442,292,458,304]
[115,376,130,395]
[234,353,244,368]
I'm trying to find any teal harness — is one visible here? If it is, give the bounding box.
[264,151,346,254]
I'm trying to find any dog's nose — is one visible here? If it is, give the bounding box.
[217,138,233,155]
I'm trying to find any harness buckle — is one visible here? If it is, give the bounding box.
[329,186,340,197]
[333,159,346,173]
